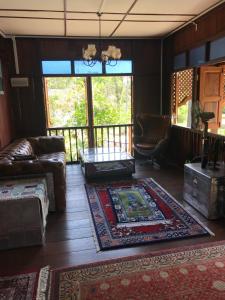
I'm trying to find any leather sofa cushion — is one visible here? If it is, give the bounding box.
[38,152,66,166]
[28,136,65,155]
[0,139,33,160]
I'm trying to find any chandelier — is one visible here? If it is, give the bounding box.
[82,12,121,67]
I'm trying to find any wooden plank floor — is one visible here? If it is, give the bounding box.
[1,160,225,273]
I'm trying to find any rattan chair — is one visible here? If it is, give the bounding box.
[133,114,171,166]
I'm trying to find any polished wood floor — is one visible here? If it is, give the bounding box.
[1,160,225,273]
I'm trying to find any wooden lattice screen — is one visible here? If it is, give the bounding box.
[171,73,176,116]
[171,69,194,116]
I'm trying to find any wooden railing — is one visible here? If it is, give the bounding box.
[47,124,133,163]
[170,125,225,166]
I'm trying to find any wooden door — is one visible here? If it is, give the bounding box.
[199,66,224,130]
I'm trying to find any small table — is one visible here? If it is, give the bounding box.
[79,147,135,179]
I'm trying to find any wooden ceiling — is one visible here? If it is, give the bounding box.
[0,0,224,38]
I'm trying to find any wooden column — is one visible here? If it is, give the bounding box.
[86,77,94,148]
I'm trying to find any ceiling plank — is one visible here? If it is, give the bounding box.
[0,0,222,38]
[109,0,139,37]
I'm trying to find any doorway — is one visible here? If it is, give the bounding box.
[44,75,133,161]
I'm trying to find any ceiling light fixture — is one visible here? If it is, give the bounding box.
[82,12,121,67]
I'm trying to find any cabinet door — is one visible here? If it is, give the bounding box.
[199,66,224,130]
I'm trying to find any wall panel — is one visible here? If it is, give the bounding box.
[171,3,225,55]
[0,38,14,149]
[11,38,161,138]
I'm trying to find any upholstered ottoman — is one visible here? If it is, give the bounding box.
[0,177,49,250]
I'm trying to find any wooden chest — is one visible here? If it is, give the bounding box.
[183,163,225,219]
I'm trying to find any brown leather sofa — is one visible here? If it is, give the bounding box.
[0,136,66,212]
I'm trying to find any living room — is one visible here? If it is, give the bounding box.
[1,1,225,299]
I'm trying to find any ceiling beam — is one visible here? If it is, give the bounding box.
[63,0,67,36]
[0,15,63,20]
[0,28,6,38]
[0,8,197,17]
[0,15,188,22]
[3,34,162,39]
[98,0,105,14]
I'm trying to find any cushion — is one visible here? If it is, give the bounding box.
[28,136,65,155]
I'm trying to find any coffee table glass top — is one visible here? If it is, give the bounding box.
[80,147,134,163]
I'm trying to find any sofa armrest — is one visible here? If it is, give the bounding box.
[28,136,66,155]
[0,159,45,175]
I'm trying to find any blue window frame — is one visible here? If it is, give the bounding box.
[74,60,103,75]
[74,60,132,75]
[189,45,206,66]
[210,36,225,60]
[105,60,132,74]
[174,53,186,70]
[42,61,72,75]
[42,60,133,75]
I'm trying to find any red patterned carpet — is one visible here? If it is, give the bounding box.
[0,266,49,299]
[50,242,225,300]
[85,178,212,250]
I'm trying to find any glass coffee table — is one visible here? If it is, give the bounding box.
[79,147,135,179]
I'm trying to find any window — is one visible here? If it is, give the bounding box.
[177,100,192,127]
[210,36,225,60]
[74,60,132,75]
[218,106,225,135]
[74,61,103,75]
[45,77,87,127]
[45,76,132,127]
[42,60,132,76]
[105,60,132,74]
[171,69,193,127]
[92,76,131,125]
[174,53,186,70]
[42,61,72,75]
[189,45,206,66]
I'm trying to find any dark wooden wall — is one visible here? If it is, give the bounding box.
[172,3,225,55]
[162,2,225,166]
[163,2,225,109]
[0,38,15,148]
[12,39,46,137]
[7,38,161,138]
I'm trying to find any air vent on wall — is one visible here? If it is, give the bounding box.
[10,77,29,87]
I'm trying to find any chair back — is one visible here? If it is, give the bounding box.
[136,114,171,143]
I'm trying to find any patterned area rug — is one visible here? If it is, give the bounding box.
[0,266,49,300]
[50,241,225,300]
[85,178,212,250]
